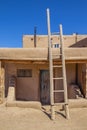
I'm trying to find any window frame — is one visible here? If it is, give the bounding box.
[17,69,32,78]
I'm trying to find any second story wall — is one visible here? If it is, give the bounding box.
[23,34,87,48]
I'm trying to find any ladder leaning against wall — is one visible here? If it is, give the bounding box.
[47,8,70,120]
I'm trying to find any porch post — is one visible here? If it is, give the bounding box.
[85,64,87,98]
[81,63,87,98]
[0,61,5,103]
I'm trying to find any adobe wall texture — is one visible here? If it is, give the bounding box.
[23,34,87,48]
[5,62,49,101]
[5,62,77,102]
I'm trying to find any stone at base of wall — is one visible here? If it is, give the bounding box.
[7,87,15,102]
[6,101,41,110]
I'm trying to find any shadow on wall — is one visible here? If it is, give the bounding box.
[70,38,87,48]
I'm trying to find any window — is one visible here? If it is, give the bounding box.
[52,43,60,48]
[17,69,32,77]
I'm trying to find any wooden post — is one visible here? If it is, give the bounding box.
[59,24,70,119]
[0,61,5,103]
[34,26,37,47]
[82,63,87,98]
[85,64,87,98]
[47,8,55,120]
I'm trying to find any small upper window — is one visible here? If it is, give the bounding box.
[52,43,60,48]
[17,69,32,77]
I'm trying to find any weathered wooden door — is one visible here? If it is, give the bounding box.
[40,70,50,105]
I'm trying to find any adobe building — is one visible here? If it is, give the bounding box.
[0,34,87,107]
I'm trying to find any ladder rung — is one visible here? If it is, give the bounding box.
[53,77,63,80]
[52,57,60,60]
[52,55,62,59]
[52,54,62,56]
[51,102,68,106]
[54,102,66,105]
[53,65,62,68]
[53,90,64,92]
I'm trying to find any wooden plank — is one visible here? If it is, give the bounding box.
[2,59,87,65]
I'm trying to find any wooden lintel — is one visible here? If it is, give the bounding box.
[2,59,87,64]
[3,60,48,64]
[66,60,87,64]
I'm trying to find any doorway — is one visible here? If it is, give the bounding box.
[40,70,50,105]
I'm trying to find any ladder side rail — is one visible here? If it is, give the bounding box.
[47,8,54,105]
[59,24,68,104]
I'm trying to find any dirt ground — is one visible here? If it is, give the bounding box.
[0,104,87,130]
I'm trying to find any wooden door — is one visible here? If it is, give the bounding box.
[40,70,50,105]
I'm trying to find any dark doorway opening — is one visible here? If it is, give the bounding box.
[40,70,50,105]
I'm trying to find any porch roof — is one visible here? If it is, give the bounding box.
[0,48,87,61]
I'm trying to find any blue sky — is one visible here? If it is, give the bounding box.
[0,0,87,47]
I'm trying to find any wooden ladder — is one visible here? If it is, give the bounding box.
[47,8,70,120]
